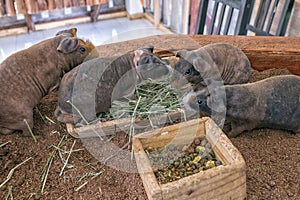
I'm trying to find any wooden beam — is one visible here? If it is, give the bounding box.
[35,16,91,30]
[0,27,27,37]
[97,10,126,20]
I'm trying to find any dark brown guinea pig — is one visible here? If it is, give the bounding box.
[0,28,98,135]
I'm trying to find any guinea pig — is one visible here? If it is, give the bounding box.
[0,28,99,135]
[55,46,172,124]
[183,75,300,138]
[172,43,251,91]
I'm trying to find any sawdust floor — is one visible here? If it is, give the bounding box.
[0,69,299,200]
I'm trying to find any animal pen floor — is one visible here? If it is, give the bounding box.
[0,19,300,200]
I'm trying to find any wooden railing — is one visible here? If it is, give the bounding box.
[0,0,126,31]
[1,0,108,16]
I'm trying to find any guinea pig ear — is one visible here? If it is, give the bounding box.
[57,38,79,54]
[56,28,77,37]
[175,50,188,58]
[133,49,144,68]
[192,58,209,72]
[142,45,154,53]
[70,28,77,37]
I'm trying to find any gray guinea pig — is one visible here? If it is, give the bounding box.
[172,43,251,91]
[183,75,300,138]
[55,46,172,124]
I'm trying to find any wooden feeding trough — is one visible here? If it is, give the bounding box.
[133,117,246,200]
[66,110,185,138]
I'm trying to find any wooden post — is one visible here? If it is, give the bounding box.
[90,4,100,22]
[182,0,191,34]
[154,0,160,28]
[25,13,36,31]
[5,0,16,15]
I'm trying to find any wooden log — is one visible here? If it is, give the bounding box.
[15,0,27,14]
[95,34,300,76]
[86,0,93,5]
[189,0,201,34]
[72,0,79,7]
[0,0,5,16]
[63,0,73,7]
[5,0,15,16]
[48,0,56,10]
[153,0,160,28]
[37,0,47,10]
[25,0,37,13]
[182,0,190,34]
[55,0,63,9]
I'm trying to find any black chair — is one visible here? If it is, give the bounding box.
[195,0,254,35]
[247,0,295,36]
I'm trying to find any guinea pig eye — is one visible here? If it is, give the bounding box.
[197,99,203,105]
[79,47,86,53]
[184,68,191,75]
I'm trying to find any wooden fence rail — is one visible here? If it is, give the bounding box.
[0,0,108,16]
[0,0,128,32]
